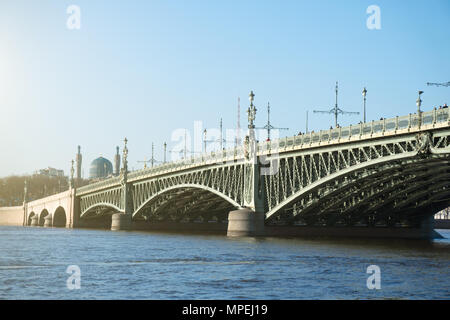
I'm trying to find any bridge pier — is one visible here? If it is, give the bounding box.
[30,216,38,226]
[111,213,132,231]
[227,208,265,237]
[43,215,52,227]
[419,215,442,239]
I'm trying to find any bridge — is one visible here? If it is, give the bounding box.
[2,93,450,238]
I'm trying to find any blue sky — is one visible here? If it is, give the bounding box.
[0,0,449,177]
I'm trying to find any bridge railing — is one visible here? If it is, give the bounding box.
[126,145,246,180]
[256,107,449,153]
[76,176,122,195]
[77,107,450,194]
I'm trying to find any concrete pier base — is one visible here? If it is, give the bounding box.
[227,208,265,237]
[419,215,442,239]
[30,216,38,227]
[43,215,52,227]
[111,213,132,231]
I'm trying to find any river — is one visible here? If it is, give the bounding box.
[0,226,449,299]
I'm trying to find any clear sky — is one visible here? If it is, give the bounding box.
[0,0,449,178]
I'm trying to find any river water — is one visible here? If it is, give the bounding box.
[0,226,449,300]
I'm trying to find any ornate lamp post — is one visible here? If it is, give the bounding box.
[70,159,75,189]
[244,91,257,160]
[163,142,167,163]
[151,142,155,168]
[417,91,423,128]
[228,90,265,237]
[111,137,132,230]
[122,137,128,173]
[247,91,256,129]
[23,180,28,204]
[362,87,367,123]
[121,137,129,212]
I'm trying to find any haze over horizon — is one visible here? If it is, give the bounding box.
[0,0,449,178]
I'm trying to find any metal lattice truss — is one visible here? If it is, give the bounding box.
[265,130,450,226]
[79,187,123,218]
[79,163,245,221]
[130,164,245,221]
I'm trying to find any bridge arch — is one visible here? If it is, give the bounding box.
[303,158,450,225]
[266,150,450,226]
[132,183,240,221]
[38,209,49,227]
[266,151,418,220]
[80,203,122,219]
[27,212,36,226]
[53,207,67,228]
[312,160,450,226]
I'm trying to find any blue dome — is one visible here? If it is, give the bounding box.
[89,157,113,179]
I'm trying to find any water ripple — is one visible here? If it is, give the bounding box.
[0,226,449,299]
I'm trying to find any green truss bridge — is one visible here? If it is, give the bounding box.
[8,102,450,239]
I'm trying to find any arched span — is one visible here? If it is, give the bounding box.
[27,212,36,226]
[80,203,122,218]
[39,209,49,227]
[301,163,450,226]
[132,183,241,219]
[53,206,67,228]
[266,150,420,220]
[292,157,449,221]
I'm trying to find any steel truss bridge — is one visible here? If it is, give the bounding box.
[77,108,450,229]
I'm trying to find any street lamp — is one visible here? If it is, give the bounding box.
[362,87,367,123]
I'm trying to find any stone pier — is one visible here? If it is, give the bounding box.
[44,215,53,227]
[30,216,38,226]
[111,213,132,231]
[227,208,265,237]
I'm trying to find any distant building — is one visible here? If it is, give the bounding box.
[89,157,113,179]
[38,167,65,177]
